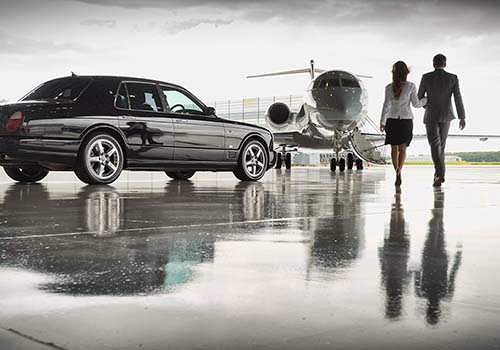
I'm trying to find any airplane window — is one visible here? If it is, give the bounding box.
[161,87,204,115]
[341,79,360,88]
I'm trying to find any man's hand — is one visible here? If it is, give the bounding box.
[380,124,385,132]
[459,119,466,130]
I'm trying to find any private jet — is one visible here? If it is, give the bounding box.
[248,59,384,172]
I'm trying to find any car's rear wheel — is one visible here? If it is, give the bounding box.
[233,139,268,181]
[165,170,196,180]
[3,165,49,183]
[75,132,124,185]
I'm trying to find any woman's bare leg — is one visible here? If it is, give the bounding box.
[391,145,399,172]
[397,144,407,175]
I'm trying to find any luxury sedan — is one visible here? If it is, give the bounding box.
[0,75,276,184]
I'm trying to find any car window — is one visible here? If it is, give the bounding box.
[115,83,129,109]
[161,87,204,115]
[126,82,164,112]
[21,77,92,102]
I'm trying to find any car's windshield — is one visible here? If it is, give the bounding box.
[21,77,92,102]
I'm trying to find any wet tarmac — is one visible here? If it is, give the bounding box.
[1,166,499,350]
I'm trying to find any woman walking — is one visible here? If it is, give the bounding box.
[380,61,427,186]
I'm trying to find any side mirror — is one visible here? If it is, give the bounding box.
[206,106,216,116]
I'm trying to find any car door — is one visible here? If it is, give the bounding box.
[160,85,225,162]
[116,82,175,165]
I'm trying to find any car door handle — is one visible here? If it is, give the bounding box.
[175,119,189,123]
[119,116,136,121]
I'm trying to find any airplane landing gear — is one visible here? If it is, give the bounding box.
[347,153,354,170]
[275,146,293,170]
[330,158,337,172]
[275,153,283,169]
[285,153,292,169]
[339,158,346,172]
[356,159,364,170]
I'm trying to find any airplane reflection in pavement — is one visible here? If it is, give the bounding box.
[379,188,463,324]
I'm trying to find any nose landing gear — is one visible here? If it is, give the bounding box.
[275,146,293,169]
[330,153,362,173]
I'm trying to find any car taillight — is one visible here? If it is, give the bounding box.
[6,112,24,132]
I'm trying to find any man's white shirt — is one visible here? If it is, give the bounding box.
[380,81,427,125]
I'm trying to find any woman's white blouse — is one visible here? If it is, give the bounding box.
[380,81,427,125]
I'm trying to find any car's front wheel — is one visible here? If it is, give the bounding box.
[3,165,49,183]
[233,139,268,181]
[75,132,124,185]
[165,170,196,180]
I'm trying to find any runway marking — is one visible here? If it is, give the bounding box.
[1,203,496,241]
[0,216,314,241]
[3,327,68,350]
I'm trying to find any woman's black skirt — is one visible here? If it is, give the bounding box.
[384,118,413,146]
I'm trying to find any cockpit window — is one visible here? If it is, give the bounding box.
[314,78,340,89]
[341,79,360,88]
[21,77,92,102]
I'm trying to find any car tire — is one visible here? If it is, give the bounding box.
[233,139,268,181]
[75,132,124,185]
[3,166,49,183]
[165,170,196,180]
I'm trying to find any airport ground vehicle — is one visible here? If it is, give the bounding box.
[0,76,275,184]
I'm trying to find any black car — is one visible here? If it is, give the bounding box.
[0,76,276,184]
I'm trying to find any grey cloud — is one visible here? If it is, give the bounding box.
[162,19,233,34]
[71,0,500,36]
[0,31,85,55]
[80,19,117,28]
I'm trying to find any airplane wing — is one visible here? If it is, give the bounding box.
[412,134,500,141]
[272,131,302,146]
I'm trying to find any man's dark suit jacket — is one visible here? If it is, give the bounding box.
[418,69,465,124]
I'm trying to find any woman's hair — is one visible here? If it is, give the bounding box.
[392,61,410,100]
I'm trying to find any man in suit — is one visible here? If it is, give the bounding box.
[418,54,466,187]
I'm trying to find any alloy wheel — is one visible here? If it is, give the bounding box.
[86,138,121,181]
[244,143,266,178]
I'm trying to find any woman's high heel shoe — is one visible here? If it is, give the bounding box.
[395,174,402,187]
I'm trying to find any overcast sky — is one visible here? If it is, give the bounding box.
[1,0,500,152]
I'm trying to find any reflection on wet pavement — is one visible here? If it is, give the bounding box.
[0,167,499,349]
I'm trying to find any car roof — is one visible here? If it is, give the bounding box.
[51,75,186,90]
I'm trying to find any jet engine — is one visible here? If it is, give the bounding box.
[266,102,308,132]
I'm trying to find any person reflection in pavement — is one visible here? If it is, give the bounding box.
[379,189,411,320]
[414,188,463,325]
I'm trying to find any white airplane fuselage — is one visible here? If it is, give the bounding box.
[267,70,369,153]
[304,70,368,139]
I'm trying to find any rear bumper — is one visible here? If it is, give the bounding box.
[0,136,79,168]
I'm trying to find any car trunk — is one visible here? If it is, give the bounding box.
[0,101,56,136]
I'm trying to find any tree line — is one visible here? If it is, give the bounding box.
[450,151,500,162]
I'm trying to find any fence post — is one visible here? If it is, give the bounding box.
[228,99,231,120]
[257,97,260,125]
